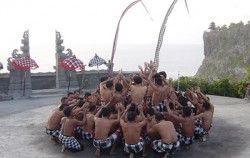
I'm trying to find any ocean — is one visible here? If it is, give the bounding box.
[1,44,204,80]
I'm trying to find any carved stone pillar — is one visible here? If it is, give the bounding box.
[55,30,78,90]
[8,30,32,98]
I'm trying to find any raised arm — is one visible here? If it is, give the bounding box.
[94,106,103,119]
[148,68,158,91]
[120,104,131,125]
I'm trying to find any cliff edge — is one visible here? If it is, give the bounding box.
[195,22,250,81]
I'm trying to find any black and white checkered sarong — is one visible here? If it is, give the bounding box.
[46,128,60,138]
[178,133,194,145]
[152,140,180,153]
[93,131,119,149]
[124,137,144,153]
[59,133,81,150]
[82,131,95,140]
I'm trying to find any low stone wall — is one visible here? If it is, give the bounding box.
[0,70,137,94]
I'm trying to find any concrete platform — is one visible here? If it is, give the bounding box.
[0,95,249,158]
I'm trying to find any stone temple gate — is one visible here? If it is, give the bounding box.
[5,30,81,99]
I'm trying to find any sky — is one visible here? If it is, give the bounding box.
[0,0,250,77]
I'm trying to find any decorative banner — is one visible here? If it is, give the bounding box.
[154,0,178,70]
[109,0,151,76]
[12,56,39,70]
[154,0,189,69]
[60,55,84,71]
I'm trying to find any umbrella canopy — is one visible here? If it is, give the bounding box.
[12,56,39,70]
[60,55,84,71]
[0,62,3,70]
[88,54,107,67]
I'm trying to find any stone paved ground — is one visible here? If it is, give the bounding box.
[0,95,249,158]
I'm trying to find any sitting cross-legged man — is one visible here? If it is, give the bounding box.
[147,113,180,158]
[93,104,122,156]
[120,104,147,158]
[59,106,86,153]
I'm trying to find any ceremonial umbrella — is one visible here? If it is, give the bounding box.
[12,55,39,96]
[88,53,106,82]
[60,55,84,93]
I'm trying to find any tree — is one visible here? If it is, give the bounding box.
[208,22,216,31]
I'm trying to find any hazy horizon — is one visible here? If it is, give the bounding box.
[0,43,204,80]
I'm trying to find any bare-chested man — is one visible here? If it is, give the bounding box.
[148,68,167,112]
[147,113,180,158]
[130,75,147,105]
[59,106,86,153]
[82,105,97,141]
[93,104,122,156]
[194,102,213,142]
[46,104,68,144]
[166,103,195,149]
[100,79,114,105]
[120,104,146,158]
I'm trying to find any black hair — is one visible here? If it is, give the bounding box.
[101,107,111,117]
[146,108,155,116]
[133,75,142,84]
[63,106,72,117]
[128,103,139,115]
[155,113,164,121]
[153,73,161,79]
[100,76,109,82]
[169,102,175,110]
[67,92,73,97]
[182,106,192,117]
[203,102,210,110]
[61,97,67,102]
[59,103,68,111]
[178,96,188,106]
[155,77,163,86]
[127,111,137,121]
[84,92,91,97]
[89,105,96,112]
[77,100,85,107]
[106,80,113,88]
[159,71,167,79]
[115,83,123,92]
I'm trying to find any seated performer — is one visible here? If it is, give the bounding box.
[194,102,213,142]
[59,106,86,153]
[93,104,122,156]
[46,104,68,144]
[120,104,146,158]
[82,105,97,141]
[166,103,195,149]
[147,113,180,158]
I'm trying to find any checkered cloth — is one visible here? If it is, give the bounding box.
[156,102,166,112]
[59,133,81,150]
[177,133,194,145]
[83,131,95,140]
[88,54,106,67]
[61,55,84,71]
[12,56,39,70]
[93,131,120,149]
[124,137,144,154]
[46,128,60,138]
[195,118,202,126]
[152,140,180,153]
[0,62,3,70]
[195,126,209,136]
